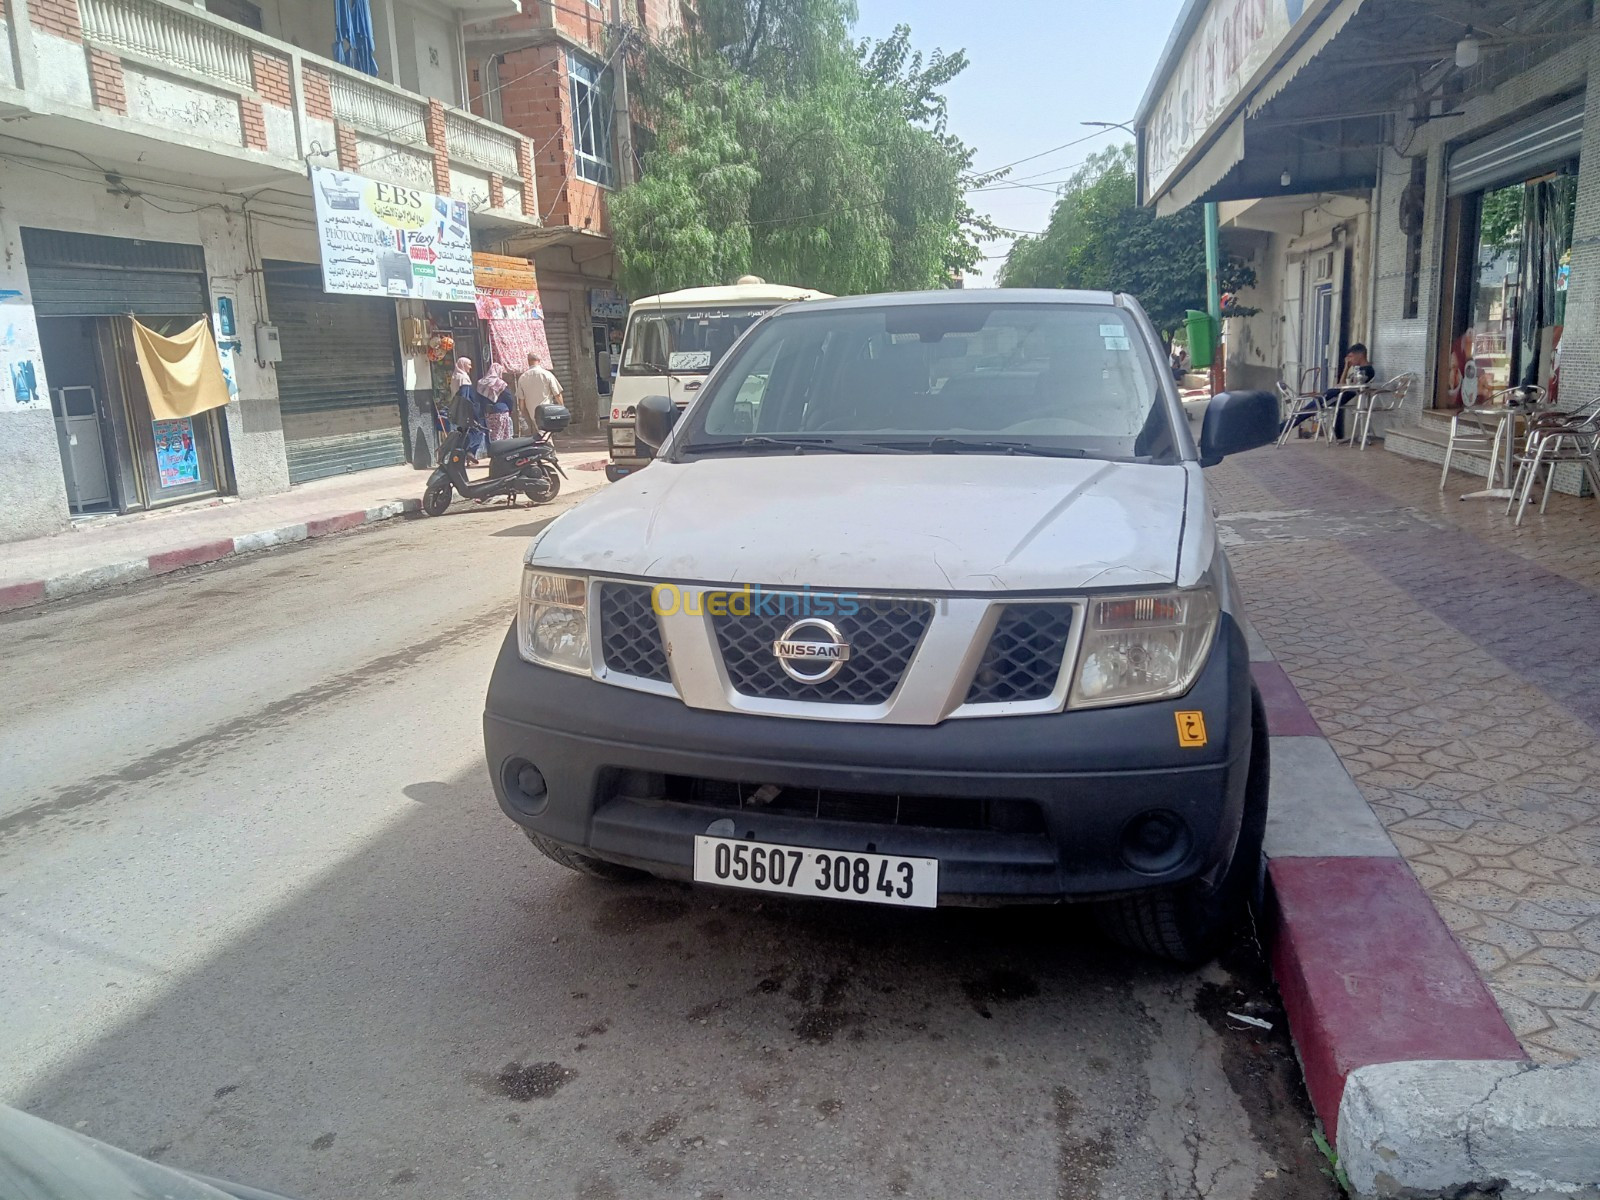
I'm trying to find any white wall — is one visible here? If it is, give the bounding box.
[0,159,301,542]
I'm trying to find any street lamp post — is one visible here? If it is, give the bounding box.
[1085,120,1224,392]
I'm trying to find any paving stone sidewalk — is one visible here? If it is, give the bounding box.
[1210,442,1600,1063]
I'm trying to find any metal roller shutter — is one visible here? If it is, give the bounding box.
[22,228,207,316]
[264,263,404,483]
[1448,95,1585,196]
[545,310,575,398]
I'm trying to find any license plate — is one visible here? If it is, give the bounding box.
[692,836,937,908]
[610,428,635,448]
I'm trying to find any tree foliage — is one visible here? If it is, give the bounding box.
[999,145,1255,340]
[611,0,992,297]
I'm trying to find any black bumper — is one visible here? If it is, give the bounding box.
[482,616,1255,902]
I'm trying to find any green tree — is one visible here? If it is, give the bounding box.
[611,1,992,297]
[1000,145,1254,341]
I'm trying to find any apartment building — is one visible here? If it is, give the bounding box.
[465,0,682,426]
[0,0,541,542]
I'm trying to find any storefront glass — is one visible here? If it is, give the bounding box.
[1447,170,1576,406]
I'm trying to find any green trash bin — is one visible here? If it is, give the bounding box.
[1185,309,1216,370]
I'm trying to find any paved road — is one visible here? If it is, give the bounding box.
[0,479,1335,1200]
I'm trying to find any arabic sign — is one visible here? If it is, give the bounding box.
[476,291,542,321]
[1143,0,1308,200]
[589,287,627,319]
[311,167,475,302]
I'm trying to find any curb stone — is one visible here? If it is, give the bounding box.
[1241,616,1593,1198]
[1338,1059,1600,1199]
[0,500,418,615]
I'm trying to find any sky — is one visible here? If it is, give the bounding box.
[851,0,1187,285]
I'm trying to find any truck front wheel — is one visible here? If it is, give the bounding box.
[1095,688,1269,964]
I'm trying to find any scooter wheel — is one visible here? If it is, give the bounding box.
[422,478,453,517]
[523,472,560,505]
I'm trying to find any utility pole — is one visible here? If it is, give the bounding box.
[609,0,636,188]
[1204,201,1225,392]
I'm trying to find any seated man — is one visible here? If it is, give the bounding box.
[1283,345,1376,441]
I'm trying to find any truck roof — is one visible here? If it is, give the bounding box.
[631,284,832,308]
[792,288,1123,311]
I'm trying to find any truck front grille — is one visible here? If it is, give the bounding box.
[964,604,1076,705]
[597,582,671,683]
[711,593,933,705]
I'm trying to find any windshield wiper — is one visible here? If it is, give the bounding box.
[682,436,902,456]
[871,437,1094,459]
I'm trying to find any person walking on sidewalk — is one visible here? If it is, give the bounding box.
[478,362,513,444]
[515,351,564,438]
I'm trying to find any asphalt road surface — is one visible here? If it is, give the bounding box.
[0,474,1338,1200]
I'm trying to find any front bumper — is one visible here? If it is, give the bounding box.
[483,616,1255,903]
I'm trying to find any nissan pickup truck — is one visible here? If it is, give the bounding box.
[484,289,1280,962]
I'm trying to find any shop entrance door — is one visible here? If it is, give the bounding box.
[1310,283,1335,392]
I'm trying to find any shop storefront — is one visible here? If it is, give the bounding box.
[23,229,230,516]
[589,287,627,402]
[262,261,405,484]
[1437,97,1582,408]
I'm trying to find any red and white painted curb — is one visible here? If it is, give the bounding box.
[0,499,417,616]
[1248,619,1598,1197]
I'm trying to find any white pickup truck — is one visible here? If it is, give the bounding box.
[486,288,1280,962]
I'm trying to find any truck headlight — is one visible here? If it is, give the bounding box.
[519,570,591,674]
[1069,586,1219,708]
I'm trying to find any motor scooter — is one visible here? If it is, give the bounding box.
[421,402,571,517]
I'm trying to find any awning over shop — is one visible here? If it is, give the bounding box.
[1137,0,1591,212]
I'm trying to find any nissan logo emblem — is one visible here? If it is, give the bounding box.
[772,618,851,684]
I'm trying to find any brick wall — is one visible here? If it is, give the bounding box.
[303,65,335,122]
[335,121,359,171]
[240,96,267,150]
[251,50,293,109]
[515,136,537,217]
[553,0,607,51]
[495,43,570,223]
[28,0,81,40]
[425,98,450,194]
[86,48,126,114]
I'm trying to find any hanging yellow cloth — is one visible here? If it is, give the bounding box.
[131,317,231,420]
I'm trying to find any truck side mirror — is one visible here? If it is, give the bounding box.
[1198,390,1278,466]
[636,394,678,453]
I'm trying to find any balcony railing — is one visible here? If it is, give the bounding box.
[445,107,521,177]
[327,68,430,148]
[80,0,253,89]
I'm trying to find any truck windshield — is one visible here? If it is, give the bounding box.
[620,307,769,376]
[675,302,1176,461]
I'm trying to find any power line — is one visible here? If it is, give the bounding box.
[965,126,1119,179]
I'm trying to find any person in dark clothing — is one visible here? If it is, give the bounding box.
[1284,345,1376,441]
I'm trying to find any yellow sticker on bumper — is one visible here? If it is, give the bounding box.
[1176,711,1208,748]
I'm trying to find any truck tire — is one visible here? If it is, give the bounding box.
[523,829,643,881]
[1095,688,1270,964]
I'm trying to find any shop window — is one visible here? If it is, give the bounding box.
[568,51,614,188]
[1401,158,1426,320]
[1444,169,1576,406]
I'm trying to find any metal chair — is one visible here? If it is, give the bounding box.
[1506,396,1600,524]
[1440,385,1545,490]
[1351,373,1415,449]
[1275,380,1335,447]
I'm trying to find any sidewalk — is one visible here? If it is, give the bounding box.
[1213,441,1600,1194]
[1,448,611,613]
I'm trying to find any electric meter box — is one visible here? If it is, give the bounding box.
[255,323,283,363]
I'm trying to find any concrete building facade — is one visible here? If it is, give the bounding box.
[1138,0,1597,493]
[465,0,684,428]
[0,0,540,543]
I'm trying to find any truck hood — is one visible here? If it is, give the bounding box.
[531,455,1187,592]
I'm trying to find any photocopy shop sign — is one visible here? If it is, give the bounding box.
[1144,0,1309,200]
[311,167,475,302]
